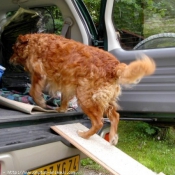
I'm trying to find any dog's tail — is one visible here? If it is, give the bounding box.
[117,55,156,85]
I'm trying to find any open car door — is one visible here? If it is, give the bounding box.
[82,0,175,123]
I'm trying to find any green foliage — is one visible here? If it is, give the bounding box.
[117,0,175,37]
[6,11,16,18]
[82,0,101,24]
[46,6,63,34]
[135,122,160,137]
[113,0,143,35]
[153,126,175,145]
[81,158,96,166]
[84,0,175,38]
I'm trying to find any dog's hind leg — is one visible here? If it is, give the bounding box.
[105,102,120,145]
[77,106,104,139]
[76,88,104,139]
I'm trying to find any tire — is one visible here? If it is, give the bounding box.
[134,33,175,50]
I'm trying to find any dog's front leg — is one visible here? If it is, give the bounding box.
[57,88,75,113]
[29,73,46,108]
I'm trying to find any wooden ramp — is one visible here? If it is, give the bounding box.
[51,123,163,175]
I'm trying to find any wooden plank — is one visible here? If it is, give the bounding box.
[51,123,159,175]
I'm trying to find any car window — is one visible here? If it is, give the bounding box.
[112,0,175,50]
[82,0,100,26]
[1,5,63,71]
[5,5,63,35]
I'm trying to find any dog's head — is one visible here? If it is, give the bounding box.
[9,35,30,66]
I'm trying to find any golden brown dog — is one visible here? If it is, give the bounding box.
[10,33,156,145]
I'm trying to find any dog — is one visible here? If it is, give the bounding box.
[10,33,156,145]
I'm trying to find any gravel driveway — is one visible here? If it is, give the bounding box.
[78,166,114,175]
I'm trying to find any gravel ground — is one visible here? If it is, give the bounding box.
[78,166,114,175]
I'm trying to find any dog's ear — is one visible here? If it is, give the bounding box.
[17,35,29,44]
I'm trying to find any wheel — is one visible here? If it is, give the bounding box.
[134,33,175,50]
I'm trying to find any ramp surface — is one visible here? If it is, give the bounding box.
[51,123,158,175]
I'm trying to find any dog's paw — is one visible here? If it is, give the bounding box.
[77,130,84,137]
[39,102,47,109]
[56,107,67,113]
[77,130,90,139]
[110,134,118,145]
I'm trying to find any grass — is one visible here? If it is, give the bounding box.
[80,158,111,174]
[117,121,175,175]
[81,121,175,175]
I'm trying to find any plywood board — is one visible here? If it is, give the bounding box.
[51,123,157,175]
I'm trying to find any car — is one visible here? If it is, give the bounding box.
[0,0,175,174]
[111,0,175,124]
[0,0,111,174]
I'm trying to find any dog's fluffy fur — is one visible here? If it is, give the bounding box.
[10,33,156,145]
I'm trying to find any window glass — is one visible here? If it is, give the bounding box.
[5,5,63,34]
[113,0,175,50]
[45,6,64,34]
[1,6,63,71]
[82,0,101,25]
